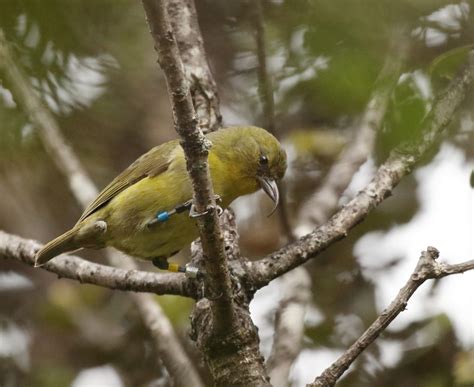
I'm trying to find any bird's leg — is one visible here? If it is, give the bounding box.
[148,195,223,228]
[152,256,185,273]
[152,256,200,279]
[152,256,172,270]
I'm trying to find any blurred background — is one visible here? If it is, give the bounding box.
[0,1,473,386]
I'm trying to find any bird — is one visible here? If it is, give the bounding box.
[35,126,287,275]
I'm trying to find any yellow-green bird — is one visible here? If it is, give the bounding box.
[35,126,287,274]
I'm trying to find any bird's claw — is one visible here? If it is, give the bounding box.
[189,195,223,218]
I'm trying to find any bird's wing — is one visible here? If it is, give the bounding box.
[78,140,180,223]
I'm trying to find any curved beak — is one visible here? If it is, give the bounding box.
[257,176,279,216]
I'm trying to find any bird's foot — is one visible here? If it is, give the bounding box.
[189,195,223,218]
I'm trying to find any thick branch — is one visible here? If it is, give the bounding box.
[296,30,409,233]
[0,231,196,297]
[142,2,274,385]
[0,30,203,387]
[189,210,271,386]
[249,51,474,288]
[167,0,222,132]
[142,0,234,332]
[310,247,474,387]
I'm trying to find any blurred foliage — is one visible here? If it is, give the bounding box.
[1,0,473,386]
[286,129,346,166]
[454,350,474,385]
[429,44,474,88]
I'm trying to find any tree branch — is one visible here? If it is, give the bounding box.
[296,29,409,234]
[249,51,474,288]
[264,34,409,383]
[253,0,276,137]
[129,292,202,386]
[188,210,271,386]
[0,29,204,387]
[252,4,310,382]
[310,247,474,387]
[141,0,235,333]
[143,2,274,385]
[266,267,311,387]
[0,29,96,208]
[264,35,409,383]
[253,0,294,242]
[0,231,197,297]
[167,0,222,133]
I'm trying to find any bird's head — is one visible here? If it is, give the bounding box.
[209,126,287,213]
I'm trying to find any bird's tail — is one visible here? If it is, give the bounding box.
[35,228,80,267]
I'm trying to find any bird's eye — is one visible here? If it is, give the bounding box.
[259,155,269,165]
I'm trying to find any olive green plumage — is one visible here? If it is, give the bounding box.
[35,126,287,266]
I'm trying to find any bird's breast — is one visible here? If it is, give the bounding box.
[96,168,198,259]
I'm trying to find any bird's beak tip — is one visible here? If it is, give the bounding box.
[257,176,280,216]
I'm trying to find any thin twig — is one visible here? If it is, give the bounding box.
[253,0,295,242]
[309,247,474,387]
[0,29,203,387]
[0,231,197,297]
[142,0,234,332]
[0,30,96,208]
[249,51,474,288]
[296,29,409,234]
[254,0,276,136]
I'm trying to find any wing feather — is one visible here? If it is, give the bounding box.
[77,140,179,222]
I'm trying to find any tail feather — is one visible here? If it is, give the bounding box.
[35,228,80,267]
